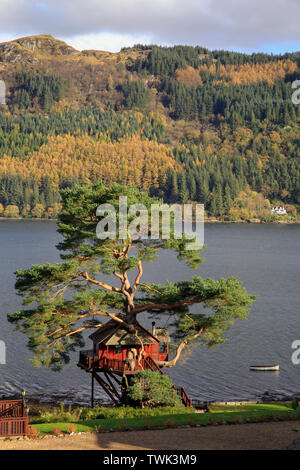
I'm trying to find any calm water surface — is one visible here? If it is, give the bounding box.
[0,220,299,403]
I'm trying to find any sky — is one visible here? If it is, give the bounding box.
[0,0,299,54]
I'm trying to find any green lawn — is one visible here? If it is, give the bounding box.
[209,401,294,413]
[32,401,300,435]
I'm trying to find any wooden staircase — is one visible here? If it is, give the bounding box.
[144,356,192,407]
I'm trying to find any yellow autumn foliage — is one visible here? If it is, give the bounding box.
[175,59,297,87]
[0,135,179,190]
[229,186,271,220]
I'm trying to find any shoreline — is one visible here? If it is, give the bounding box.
[0,217,56,221]
[0,216,299,225]
[1,392,297,416]
[205,218,299,224]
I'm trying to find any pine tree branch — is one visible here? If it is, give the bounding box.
[113,271,123,281]
[132,260,143,292]
[157,328,204,368]
[77,271,122,293]
[48,323,104,347]
[132,297,207,314]
[136,283,163,295]
[47,310,108,337]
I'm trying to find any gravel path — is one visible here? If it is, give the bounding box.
[1,420,300,450]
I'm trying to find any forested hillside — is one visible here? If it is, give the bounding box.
[0,35,299,221]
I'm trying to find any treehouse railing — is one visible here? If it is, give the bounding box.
[144,355,165,374]
[78,351,151,372]
[174,386,192,407]
[79,350,95,370]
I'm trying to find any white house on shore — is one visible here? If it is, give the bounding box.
[269,206,287,215]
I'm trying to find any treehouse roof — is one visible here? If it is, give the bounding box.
[152,328,170,343]
[89,321,169,347]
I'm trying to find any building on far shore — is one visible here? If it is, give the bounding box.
[269,206,287,215]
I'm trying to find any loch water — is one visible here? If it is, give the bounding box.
[0,220,299,403]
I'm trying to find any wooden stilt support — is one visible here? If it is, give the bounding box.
[106,370,122,386]
[91,372,95,408]
[93,372,120,405]
[104,371,121,401]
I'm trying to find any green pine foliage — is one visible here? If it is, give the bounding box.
[0,108,164,158]
[121,79,151,108]
[15,69,65,110]
[161,77,296,126]
[130,45,287,75]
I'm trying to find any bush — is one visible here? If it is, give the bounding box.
[36,403,83,423]
[27,426,40,439]
[3,204,20,218]
[66,423,77,434]
[127,370,183,408]
[52,427,63,436]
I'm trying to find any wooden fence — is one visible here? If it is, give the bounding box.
[0,399,29,437]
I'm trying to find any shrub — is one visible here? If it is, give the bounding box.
[3,204,20,218]
[37,403,83,423]
[52,427,63,436]
[127,370,183,408]
[27,426,40,439]
[66,424,77,434]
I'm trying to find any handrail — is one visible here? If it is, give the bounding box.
[0,399,24,404]
[144,355,165,374]
[179,387,192,407]
[0,399,25,418]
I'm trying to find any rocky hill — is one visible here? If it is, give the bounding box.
[0,35,79,64]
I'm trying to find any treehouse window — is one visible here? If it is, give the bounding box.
[115,346,122,355]
[159,343,167,353]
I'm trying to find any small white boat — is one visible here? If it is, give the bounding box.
[250,364,279,371]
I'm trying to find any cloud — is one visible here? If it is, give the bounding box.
[67,32,153,52]
[0,0,299,52]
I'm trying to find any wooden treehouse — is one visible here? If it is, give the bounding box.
[78,320,192,407]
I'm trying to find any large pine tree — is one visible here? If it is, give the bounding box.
[8,183,255,369]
